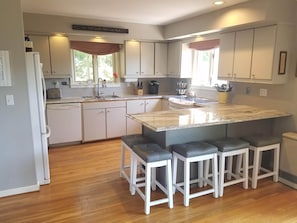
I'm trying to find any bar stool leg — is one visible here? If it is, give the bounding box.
[227,156,233,180]
[166,160,174,209]
[130,154,138,195]
[184,159,190,206]
[243,150,249,189]
[145,163,152,215]
[252,148,260,189]
[219,152,226,197]
[273,145,280,182]
[212,154,219,198]
[172,154,178,194]
[151,168,156,191]
[204,160,210,186]
[120,143,126,177]
[198,161,203,187]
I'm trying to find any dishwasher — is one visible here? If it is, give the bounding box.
[46,103,82,145]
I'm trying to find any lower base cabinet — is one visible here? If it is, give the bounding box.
[126,99,161,135]
[82,101,126,142]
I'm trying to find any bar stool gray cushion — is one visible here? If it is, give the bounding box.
[171,142,218,158]
[121,134,152,149]
[241,135,281,147]
[207,138,250,152]
[133,143,172,163]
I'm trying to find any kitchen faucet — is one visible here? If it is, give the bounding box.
[97,77,103,97]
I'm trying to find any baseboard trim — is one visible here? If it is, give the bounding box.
[279,177,297,190]
[0,184,40,198]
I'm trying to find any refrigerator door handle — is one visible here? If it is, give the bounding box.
[45,125,51,138]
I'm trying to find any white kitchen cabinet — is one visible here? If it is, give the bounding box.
[140,42,154,76]
[83,108,106,142]
[30,35,72,78]
[106,107,127,138]
[251,26,276,81]
[250,25,293,84]
[167,41,181,77]
[82,101,126,142]
[218,29,253,80]
[167,41,192,78]
[218,32,235,79]
[218,25,292,84]
[233,29,253,79]
[123,41,168,79]
[126,99,161,135]
[154,42,168,77]
[47,103,82,145]
[124,41,140,77]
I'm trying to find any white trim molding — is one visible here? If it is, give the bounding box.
[0,184,40,198]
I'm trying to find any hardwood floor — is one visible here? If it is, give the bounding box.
[1,139,297,223]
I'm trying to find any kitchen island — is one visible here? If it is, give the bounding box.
[128,104,291,184]
[128,104,291,148]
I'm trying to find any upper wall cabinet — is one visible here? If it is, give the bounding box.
[122,41,168,79]
[218,24,294,84]
[218,29,253,80]
[154,42,168,77]
[29,35,72,78]
[167,41,192,78]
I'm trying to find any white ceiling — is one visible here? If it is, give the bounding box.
[21,0,250,25]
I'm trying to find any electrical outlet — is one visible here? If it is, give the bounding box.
[259,88,268,97]
[6,94,14,106]
[245,87,250,95]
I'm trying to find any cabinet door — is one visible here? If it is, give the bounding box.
[83,108,106,142]
[167,41,181,77]
[145,99,162,112]
[251,26,276,80]
[140,42,154,76]
[29,35,51,76]
[125,41,140,77]
[233,29,253,79]
[180,43,193,78]
[106,107,127,138]
[218,32,235,79]
[154,43,168,76]
[126,100,145,135]
[49,36,71,77]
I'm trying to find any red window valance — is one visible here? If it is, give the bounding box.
[70,41,121,55]
[188,39,220,51]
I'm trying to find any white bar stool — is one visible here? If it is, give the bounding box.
[130,143,173,215]
[120,134,152,184]
[171,141,219,207]
[241,135,281,189]
[208,138,249,197]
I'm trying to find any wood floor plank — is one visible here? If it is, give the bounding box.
[0,139,297,222]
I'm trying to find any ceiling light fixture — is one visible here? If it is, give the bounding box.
[214,1,225,5]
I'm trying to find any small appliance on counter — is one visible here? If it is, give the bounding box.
[136,80,143,96]
[176,81,187,95]
[47,88,61,99]
[148,80,159,95]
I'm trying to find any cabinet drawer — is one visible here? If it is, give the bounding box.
[82,101,126,109]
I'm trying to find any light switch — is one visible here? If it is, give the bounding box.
[6,94,14,106]
[259,88,268,97]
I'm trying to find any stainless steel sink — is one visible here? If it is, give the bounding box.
[82,95,121,102]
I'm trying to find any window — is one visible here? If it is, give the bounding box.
[70,41,121,87]
[189,40,227,87]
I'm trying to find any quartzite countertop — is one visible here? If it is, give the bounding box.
[128,104,291,132]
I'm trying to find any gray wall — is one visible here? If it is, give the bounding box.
[0,0,37,194]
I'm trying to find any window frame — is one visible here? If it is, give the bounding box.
[70,49,120,88]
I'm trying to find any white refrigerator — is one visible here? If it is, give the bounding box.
[26,52,50,185]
